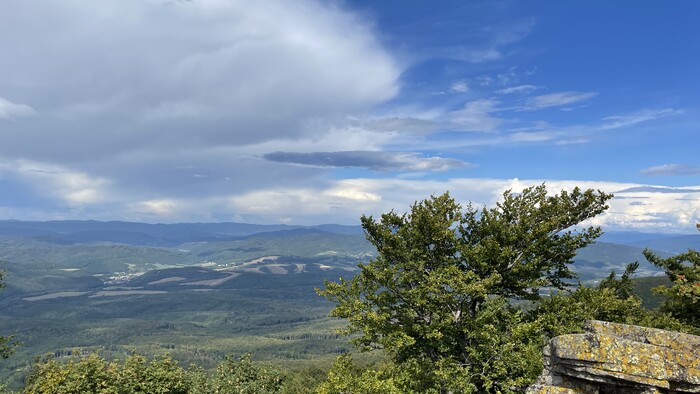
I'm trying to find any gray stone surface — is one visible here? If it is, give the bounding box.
[526,321,700,393]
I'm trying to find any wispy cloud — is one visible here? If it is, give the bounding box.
[450,99,503,131]
[641,164,700,176]
[509,131,558,142]
[363,117,440,135]
[555,137,590,145]
[0,97,36,119]
[496,84,541,94]
[615,185,700,193]
[435,19,536,64]
[601,108,684,130]
[449,80,469,93]
[263,151,470,172]
[476,66,535,88]
[519,91,597,111]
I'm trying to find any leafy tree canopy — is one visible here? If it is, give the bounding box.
[318,184,612,393]
[22,352,285,394]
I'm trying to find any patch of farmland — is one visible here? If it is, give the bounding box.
[89,290,167,297]
[23,291,90,301]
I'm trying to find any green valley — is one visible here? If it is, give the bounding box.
[0,220,688,390]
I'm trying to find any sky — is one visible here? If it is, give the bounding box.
[0,0,699,232]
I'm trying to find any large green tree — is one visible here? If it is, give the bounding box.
[319,184,612,393]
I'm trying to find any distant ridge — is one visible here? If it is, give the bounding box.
[0,220,363,247]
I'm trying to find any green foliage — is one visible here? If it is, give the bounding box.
[316,354,402,394]
[210,354,284,393]
[533,262,690,338]
[631,275,672,308]
[23,352,284,394]
[644,223,700,328]
[279,366,326,394]
[599,261,638,299]
[318,185,612,393]
[24,353,189,394]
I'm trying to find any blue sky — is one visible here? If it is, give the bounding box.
[0,0,698,232]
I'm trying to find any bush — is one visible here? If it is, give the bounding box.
[23,352,284,394]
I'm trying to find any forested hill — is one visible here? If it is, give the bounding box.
[0,220,693,388]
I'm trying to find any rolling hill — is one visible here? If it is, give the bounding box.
[0,220,696,388]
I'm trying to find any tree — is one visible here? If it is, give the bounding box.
[24,353,191,394]
[532,262,690,340]
[316,354,402,394]
[643,223,700,328]
[318,184,612,393]
[210,353,284,394]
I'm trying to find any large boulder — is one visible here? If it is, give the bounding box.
[527,320,700,393]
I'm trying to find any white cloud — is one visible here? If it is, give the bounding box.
[496,84,541,94]
[250,125,398,154]
[222,179,700,231]
[456,48,503,63]
[450,99,503,132]
[0,159,111,205]
[326,187,382,202]
[0,97,35,119]
[0,0,405,216]
[601,108,684,130]
[2,165,699,232]
[509,131,557,142]
[363,117,440,135]
[0,0,400,156]
[476,75,494,86]
[555,137,590,145]
[608,185,700,230]
[131,199,178,216]
[449,80,469,93]
[520,91,597,111]
[0,3,694,232]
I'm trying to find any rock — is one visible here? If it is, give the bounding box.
[526,320,700,393]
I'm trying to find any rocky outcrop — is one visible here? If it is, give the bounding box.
[527,320,700,393]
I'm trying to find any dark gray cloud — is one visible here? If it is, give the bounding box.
[263,151,469,172]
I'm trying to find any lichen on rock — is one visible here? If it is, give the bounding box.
[526,320,700,393]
